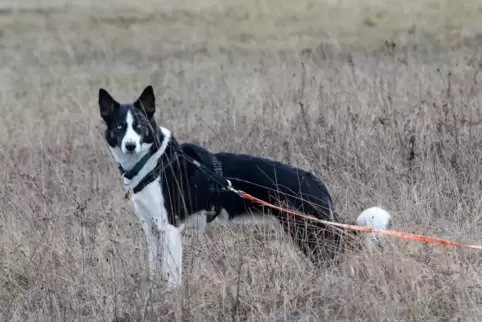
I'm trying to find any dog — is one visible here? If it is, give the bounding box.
[98,85,392,289]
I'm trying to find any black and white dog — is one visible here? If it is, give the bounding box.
[98,85,392,289]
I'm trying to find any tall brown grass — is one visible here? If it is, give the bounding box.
[2,1,482,321]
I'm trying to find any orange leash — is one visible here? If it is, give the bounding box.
[239,191,482,251]
[171,148,482,251]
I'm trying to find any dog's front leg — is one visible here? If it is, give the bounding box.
[154,222,183,290]
[141,220,159,280]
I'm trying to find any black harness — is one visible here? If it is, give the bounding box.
[117,137,162,181]
[132,152,176,194]
[117,135,233,221]
[117,133,176,194]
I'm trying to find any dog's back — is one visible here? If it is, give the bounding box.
[180,142,343,261]
[180,142,335,218]
[180,143,333,214]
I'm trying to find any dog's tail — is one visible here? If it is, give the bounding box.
[355,207,392,252]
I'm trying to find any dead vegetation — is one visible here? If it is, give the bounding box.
[2,0,482,321]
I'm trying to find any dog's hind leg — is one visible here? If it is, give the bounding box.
[280,217,343,265]
[274,192,343,264]
[282,207,392,265]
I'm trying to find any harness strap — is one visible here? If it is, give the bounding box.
[121,137,236,224]
[171,140,233,191]
[132,154,176,194]
[118,138,161,180]
[170,140,238,222]
[207,154,224,222]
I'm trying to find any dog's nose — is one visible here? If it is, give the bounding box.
[125,142,137,152]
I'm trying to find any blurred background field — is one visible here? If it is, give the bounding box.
[2,0,482,321]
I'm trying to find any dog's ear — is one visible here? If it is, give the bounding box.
[134,85,155,119]
[98,88,119,121]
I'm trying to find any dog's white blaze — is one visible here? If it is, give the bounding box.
[121,110,142,154]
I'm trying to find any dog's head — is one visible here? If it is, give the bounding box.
[98,86,159,155]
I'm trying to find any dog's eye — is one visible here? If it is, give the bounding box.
[116,124,124,130]
[136,124,143,129]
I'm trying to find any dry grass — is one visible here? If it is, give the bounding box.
[2,0,482,321]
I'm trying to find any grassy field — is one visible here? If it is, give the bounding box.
[2,0,482,321]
